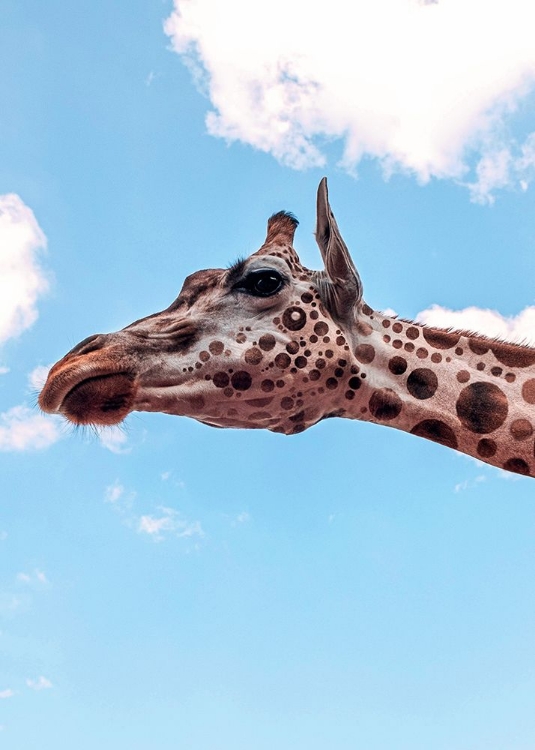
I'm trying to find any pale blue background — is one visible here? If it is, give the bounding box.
[1,2,535,748]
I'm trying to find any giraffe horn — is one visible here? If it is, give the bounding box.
[315,177,363,322]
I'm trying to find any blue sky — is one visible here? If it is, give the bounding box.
[1,1,535,748]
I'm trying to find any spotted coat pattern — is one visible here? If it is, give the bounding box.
[39,180,535,478]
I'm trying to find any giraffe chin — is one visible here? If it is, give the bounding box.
[59,372,138,426]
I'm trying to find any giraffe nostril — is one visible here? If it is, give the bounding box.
[68,334,107,357]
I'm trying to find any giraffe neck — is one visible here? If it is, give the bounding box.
[339,307,535,477]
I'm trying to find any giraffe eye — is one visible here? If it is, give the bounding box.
[236,269,284,298]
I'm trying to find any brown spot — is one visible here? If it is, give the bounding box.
[231,371,252,391]
[281,397,294,410]
[362,304,373,316]
[469,339,489,355]
[522,379,535,404]
[275,353,291,369]
[505,373,516,383]
[286,341,300,355]
[309,369,321,381]
[260,379,275,392]
[456,370,470,383]
[382,319,391,328]
[259,334,276,351]
[244,347,263,365]
[208,341,225,356]
[431,353,442,364]
[416,347,428,359]
[314,322,329,336]
[392,322,403,334]
[393,340,403,349]
[404,342,415,353]
[406,327,420,340]
[388,356,407,375]
[199,351,210,362]
[503,458,530,475]
[369,389,403,421]
[477,438,497,458]
[356,321,373,337]
[423,329,461,349]
[490,342,535,368]
[316,358,326,369]
[236,333,247,344]
[410,420,458,449]
[345,390,355,400]
[510,419,533,441]
[491,366,503,376]
[213,372,230,388]
[456,382,508,434]
[245,397,274,409]
[310,310,319,320]
[301,292,313,303]
[326,378,338,389]
[406,368,438,399]
[348,377,361,390]
[283,307,307,331]
[355,344,375,364]
[295,356,308,368]
[455,347,463,356]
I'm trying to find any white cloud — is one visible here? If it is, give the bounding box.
[96,426,130,454]
[0,531,7,541]
[28,364,52,392]
[416,304,535,344]
[0,689,14,699]
[0,195,48,346]
[165,0,535,201]
[26,676,52,691]
[0,406,62,452]
[454,475,486,493]
[138,506,204,542]
[17,569,48,586]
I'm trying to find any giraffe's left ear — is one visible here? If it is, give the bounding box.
[315,178,363,323]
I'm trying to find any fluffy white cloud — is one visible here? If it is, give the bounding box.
[26,676,52,691]
[0,406,62,452]
[0,689,14,699]
[138,506,204,542]
[165,0,535,201]
[0,195,48,346]
[416,304,535,344]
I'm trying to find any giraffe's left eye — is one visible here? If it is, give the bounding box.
[236,269,284,298]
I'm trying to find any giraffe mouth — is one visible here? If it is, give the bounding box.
[39,365,138,426]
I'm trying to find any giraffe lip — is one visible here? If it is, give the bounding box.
[59,371,137,426]
[39,363,135,416]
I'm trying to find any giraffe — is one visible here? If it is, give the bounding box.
[39,179,535,477]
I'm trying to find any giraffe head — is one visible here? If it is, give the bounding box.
[39,179,367,434]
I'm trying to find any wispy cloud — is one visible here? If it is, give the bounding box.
[165,0,535,202]
[0,689,14,699]
[416,304,535,344]
[138,506,204,542]
[104,482,202,543]
[0,406,62,452]
[0,194,48,346]
[26,676,52,691]
[454,475,487,493]
[16,569,49,586]
[96,426,131,454]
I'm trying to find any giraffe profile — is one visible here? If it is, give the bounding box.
[39,179,535,477]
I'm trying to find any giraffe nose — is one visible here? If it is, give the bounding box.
[67,333,109,357]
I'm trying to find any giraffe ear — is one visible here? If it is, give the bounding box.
[315,177,363,323]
